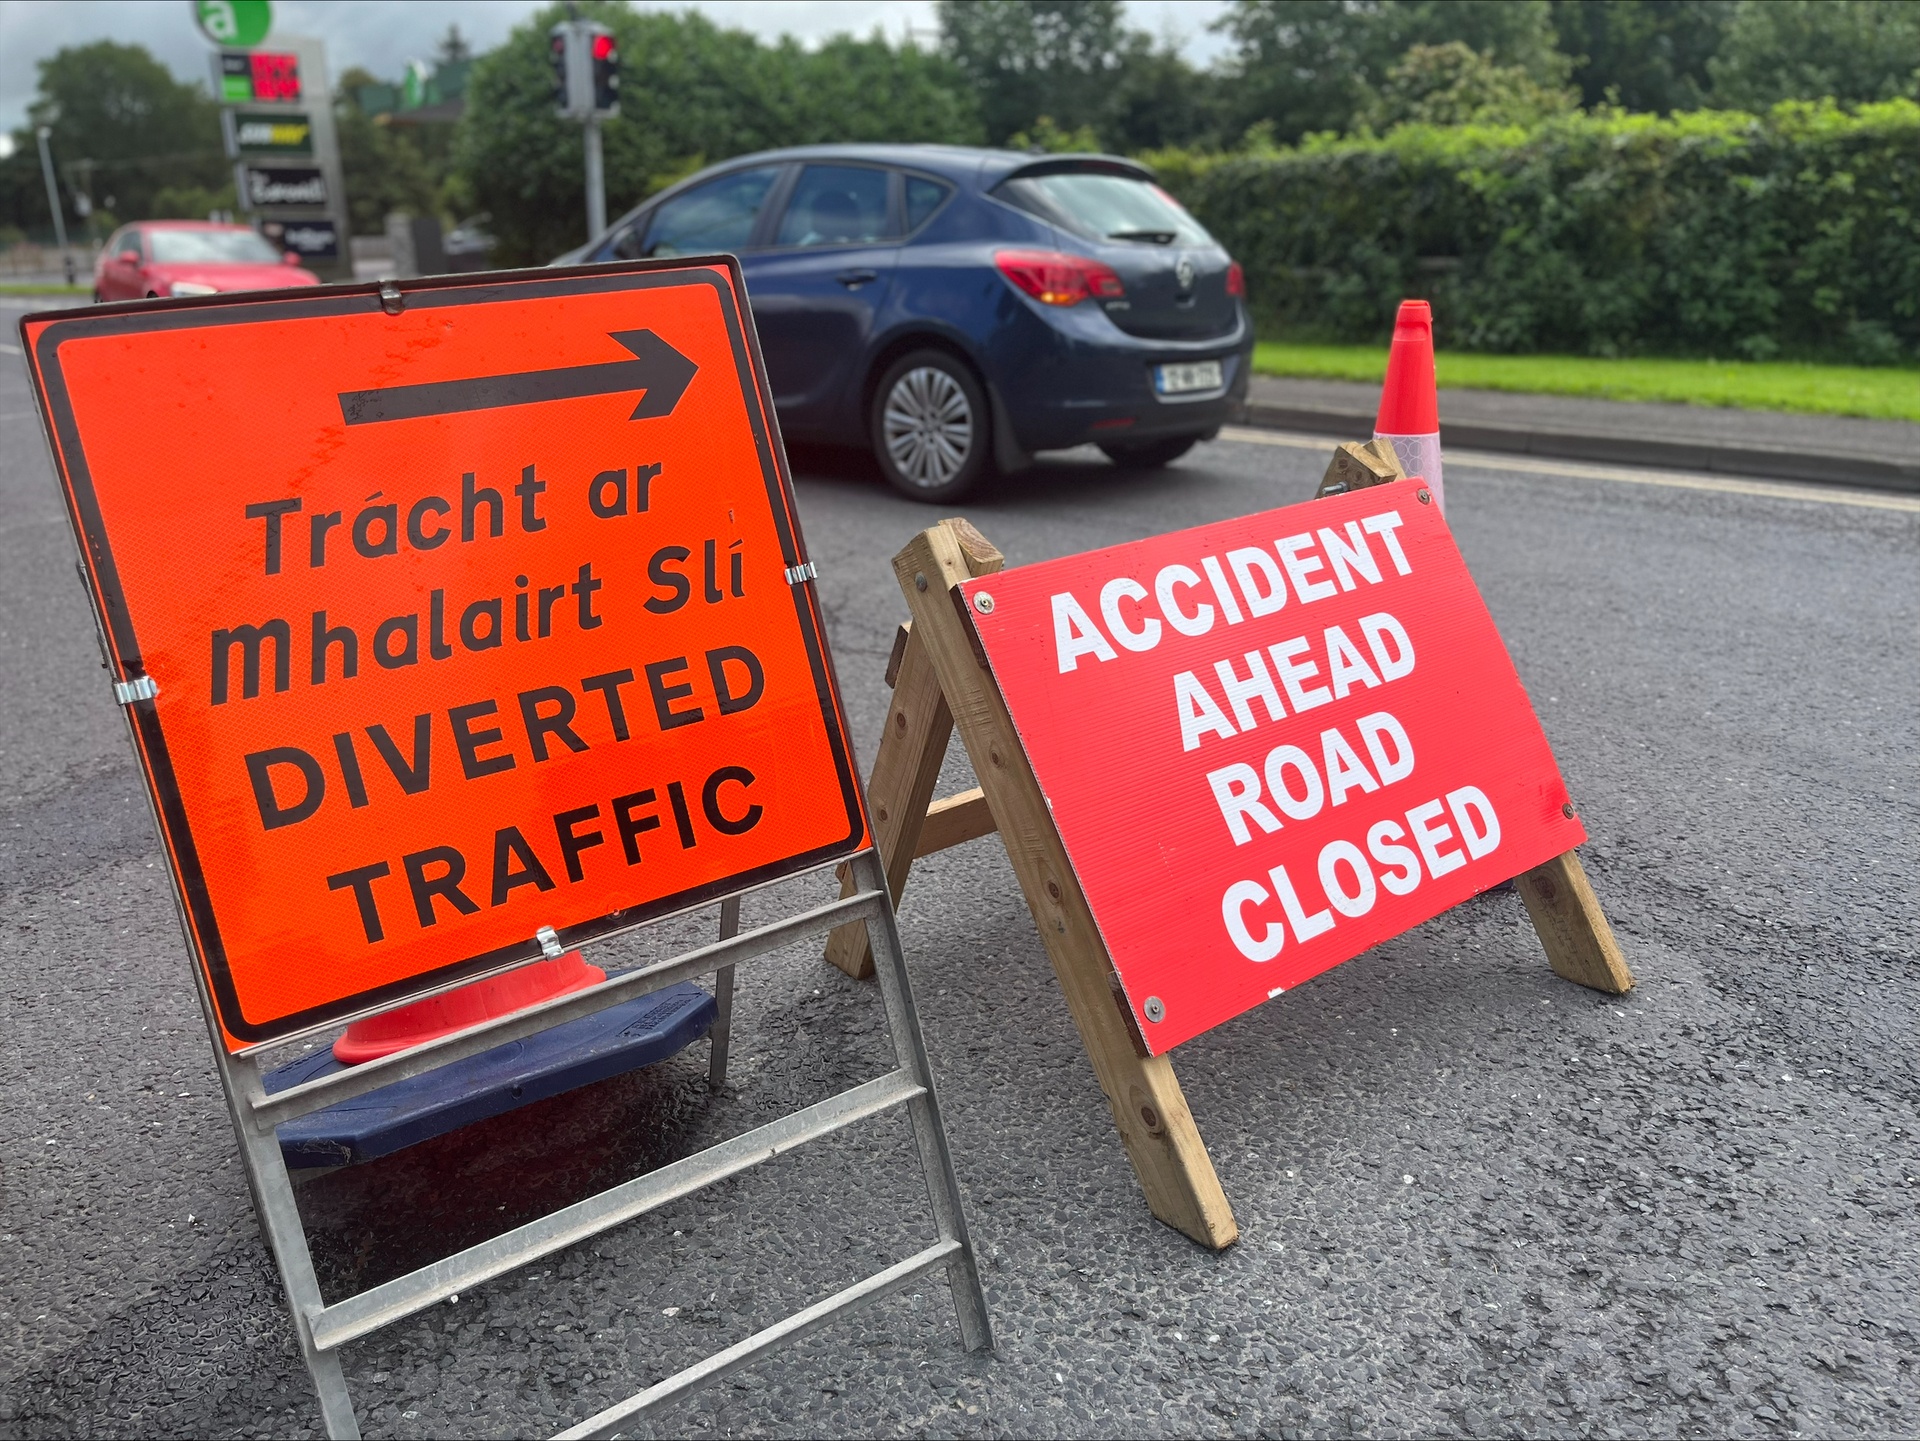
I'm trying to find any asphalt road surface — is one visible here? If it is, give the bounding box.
[3,299,1917,1439]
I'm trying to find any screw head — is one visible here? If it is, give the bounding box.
[1562,801,1576,819]
[914,572,928,592]
[1417,488,1432,505]
[1143,996,1166,1023]
[973,591,995,614]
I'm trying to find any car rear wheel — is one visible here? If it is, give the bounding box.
[870,351,991,503]
[1099,435,1201,469]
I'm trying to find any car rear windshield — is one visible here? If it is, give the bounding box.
[149,229,283,264]
[993,171,1213,247]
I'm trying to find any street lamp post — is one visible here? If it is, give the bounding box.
[35,127,75,287]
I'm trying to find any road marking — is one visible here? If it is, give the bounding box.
[0,343,21,355]
[1218,425,1920,514]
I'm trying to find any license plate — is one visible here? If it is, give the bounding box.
[1155,359,1223,395]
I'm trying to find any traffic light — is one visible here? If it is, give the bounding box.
[550,20,618,119]
[548,27,570,114]
[590,28,620,116]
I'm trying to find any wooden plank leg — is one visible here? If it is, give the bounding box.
[823,624,955,979]
[1516,849,1635,994]
[896,518,1238,1249]
[915,788,996,858]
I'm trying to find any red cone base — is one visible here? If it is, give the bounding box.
[332,951,607,1064]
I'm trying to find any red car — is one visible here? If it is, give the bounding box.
[94,221,320,302]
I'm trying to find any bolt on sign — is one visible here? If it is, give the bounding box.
[961,482,1584,1053]
[23,265,866,1050]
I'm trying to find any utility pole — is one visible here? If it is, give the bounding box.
[550,17,620,245]
[35,126,75,287]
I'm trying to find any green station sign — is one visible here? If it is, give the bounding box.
[194,0,272,48]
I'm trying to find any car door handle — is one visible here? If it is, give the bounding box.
[835,268,878,288]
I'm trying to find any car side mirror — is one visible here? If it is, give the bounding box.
[283,250,303,266]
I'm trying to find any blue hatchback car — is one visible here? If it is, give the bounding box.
[559,144,1253,501]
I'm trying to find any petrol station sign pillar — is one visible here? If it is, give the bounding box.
[211,33,352,280]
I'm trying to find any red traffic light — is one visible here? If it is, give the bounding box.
[592,33,616,60]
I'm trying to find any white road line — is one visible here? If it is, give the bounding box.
[1218,424,1920,514]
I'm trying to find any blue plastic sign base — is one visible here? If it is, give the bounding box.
[264,982,717,1169]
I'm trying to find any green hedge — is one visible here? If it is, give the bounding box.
[1149,101,1920,363]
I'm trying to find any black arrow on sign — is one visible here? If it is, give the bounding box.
[337,329,698,425]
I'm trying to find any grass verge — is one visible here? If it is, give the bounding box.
[0,283,88,297]
[1252,342,1920,423]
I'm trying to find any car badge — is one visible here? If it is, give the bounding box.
[1175,256,1195,292]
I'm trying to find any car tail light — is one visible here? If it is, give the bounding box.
[995,249,1125,306]
[1226,261,1246,298]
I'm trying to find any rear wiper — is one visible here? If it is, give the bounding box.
[1105,229,1176,244]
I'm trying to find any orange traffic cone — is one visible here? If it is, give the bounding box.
[332,949,605,1064]
[1375,299,1443,511]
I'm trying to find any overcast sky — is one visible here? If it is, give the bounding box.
[0,0,1234,140]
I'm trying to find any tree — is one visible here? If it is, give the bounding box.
[15,42,224,229]
[1708,0,1920,109]
[936,1,1226,152]
[1548,1,1734,113]
[335,67,441,234]
[938,1,1133,145]
[1212,0,1571,141]
[1358,42,1578,130]
[454,3,982,266]
[1107,39,1231,152]
[762,33,983,154]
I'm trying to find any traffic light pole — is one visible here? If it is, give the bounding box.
[552,16,618,249]
[584,114,606,241]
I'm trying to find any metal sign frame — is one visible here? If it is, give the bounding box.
[209,847,989,1438]
[21,266,992,1435]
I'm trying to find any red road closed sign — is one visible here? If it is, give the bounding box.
[24,262,866,1049]
[961,480,1583,1054]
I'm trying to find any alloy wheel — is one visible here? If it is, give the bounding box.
[882,366,975,490]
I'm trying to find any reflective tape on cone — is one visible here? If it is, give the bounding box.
[1375,432,1444,511]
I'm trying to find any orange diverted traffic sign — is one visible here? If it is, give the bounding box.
[24,262,866,1048]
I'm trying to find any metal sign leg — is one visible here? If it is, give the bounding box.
[708,896,739,1089]
[216,1050,362,1439]
[192,857,985,1438]
[852,848,994,1352]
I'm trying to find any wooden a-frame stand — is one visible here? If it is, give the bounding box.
[824,463,1634,1251]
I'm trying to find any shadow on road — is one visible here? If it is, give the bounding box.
[785,440,1214,514]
